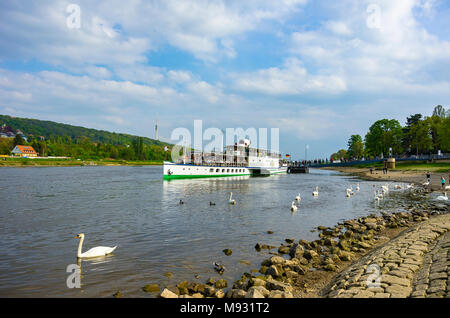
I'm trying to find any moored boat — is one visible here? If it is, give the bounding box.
[163,139,287,180]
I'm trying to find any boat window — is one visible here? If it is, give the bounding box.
[227,169,230,172]
[210,168,214,172]
[222,169,225,173]
[216,169,219,172]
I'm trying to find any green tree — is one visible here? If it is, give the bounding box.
[408,119,432,155]
[402,114,422,154]
[437,115,450,152]
[364,119,403,157]
[432,105,446,118]
[132,137,144,160]
[13,134,25,146]
[0,138,13,155]
[428,115,442,153]
[331,149,348,161]
[347,135,364,159]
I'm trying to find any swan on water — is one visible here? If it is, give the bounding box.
[291,201,298,212]
[229,192,236,205]
[312,186,319,197]
[356,183,360,191]
[436,192,448,201]
[296,193,301,202]
[377,190,383,199]
[74,233,117,259]
[346,190,351,198]
[374,191,380,201]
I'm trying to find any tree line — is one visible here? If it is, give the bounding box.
[0,133,170,161]
[331,105,450,161]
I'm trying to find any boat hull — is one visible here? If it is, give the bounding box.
[163,162,287,180]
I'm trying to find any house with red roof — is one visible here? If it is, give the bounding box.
[11,145,38,157]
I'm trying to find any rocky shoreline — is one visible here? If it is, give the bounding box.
[323,213,450,298]
[139,187,449,299]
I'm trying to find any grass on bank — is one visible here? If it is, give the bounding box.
[0,157,163,167]
[353,160,450,173]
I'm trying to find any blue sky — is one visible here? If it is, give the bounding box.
[0,0,449,159]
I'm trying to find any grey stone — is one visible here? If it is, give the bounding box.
[245,288,265,298]
[266,279,293,293]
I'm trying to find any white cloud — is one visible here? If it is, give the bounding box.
[289,0,450,94]
[232,57,347,95]
[324,21,353,36]
[0,0,309,65]
[269,108,345,140]
[114,66,165,85]
[186,81,223,103]
[0,1,152,67]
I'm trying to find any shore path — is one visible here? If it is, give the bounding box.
[323,214,450,298]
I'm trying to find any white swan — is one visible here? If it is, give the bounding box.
[374,191,380,201]
[312,186,319,197]
[377,190,383,199]
[74,233,117,259]
[355,183,360,191]
[436,192,448,201]
[295,193,301,202]
[229,192,236,205]
[422,181,430,186]
[346,185,353,193]
[346,190,351,198]
[290,201,298,212]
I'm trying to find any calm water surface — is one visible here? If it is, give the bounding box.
[0,166,416,297]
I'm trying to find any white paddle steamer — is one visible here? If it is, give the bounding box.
[163,139,287,180]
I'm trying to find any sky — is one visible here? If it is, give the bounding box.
[0,0,449,160]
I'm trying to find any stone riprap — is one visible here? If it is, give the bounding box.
[324,214,450,298]
[410,230,449,298]
[155,194,449,298]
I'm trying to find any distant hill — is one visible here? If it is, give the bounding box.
[0,114,170,147]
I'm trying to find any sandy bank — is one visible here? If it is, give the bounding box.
[321,166,449,192]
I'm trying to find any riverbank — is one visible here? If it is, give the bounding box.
[0,158,163,167]
[320,165,450,192]
[323,213,450,298]
[152,186,449,299]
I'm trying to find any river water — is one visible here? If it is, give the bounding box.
[0,165,417,297]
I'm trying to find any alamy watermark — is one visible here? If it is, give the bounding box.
[169,120,280,163]
[365,264,381,288]
[366,3,381,29]
[66,4,81,29]
[66,263,81,288]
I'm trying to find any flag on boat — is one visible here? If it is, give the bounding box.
[285,154,291,158]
